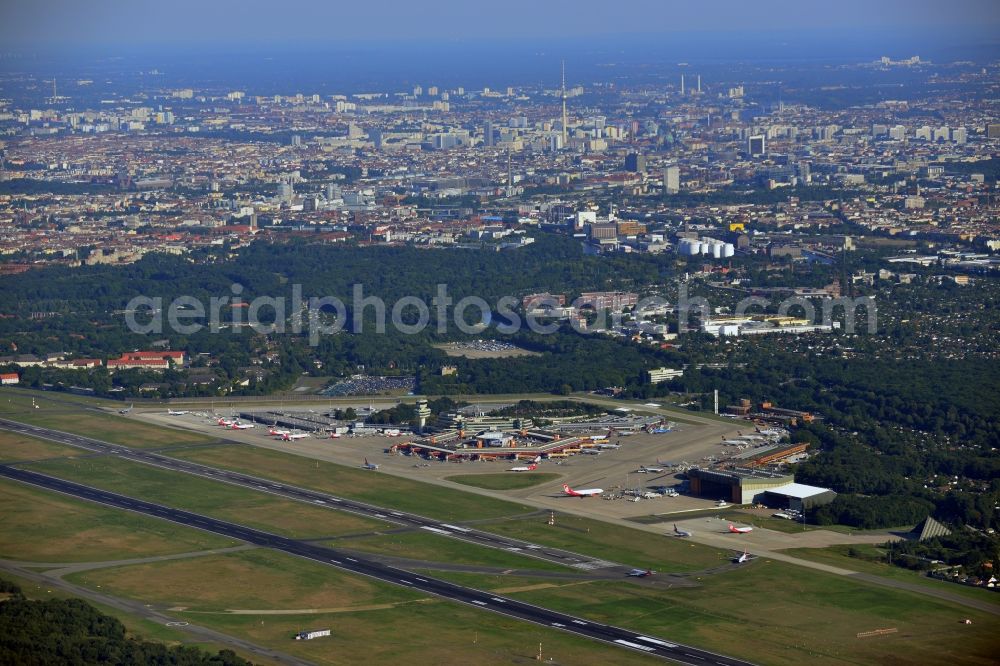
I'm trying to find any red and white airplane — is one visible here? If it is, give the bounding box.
[229,422,254,430]
[268,427,291,437]
[328,432,342,439]
[216,417,235,426]
[562,483,603,497]
[728,523,753,534]
[508,463,537,472]
[281,432,309,441]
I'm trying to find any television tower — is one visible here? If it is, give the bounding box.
[561,60,568,148]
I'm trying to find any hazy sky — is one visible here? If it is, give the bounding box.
[2,0,999,48]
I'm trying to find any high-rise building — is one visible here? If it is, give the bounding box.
[748,135,766,156]
[625,153,646,173]
[951,127,967,144]
[889,125,907,141]
[484,120,494,147]
[412,85,423,97]
[988,123,1000,139]
[290,134,301,147]
[663,166,680,194]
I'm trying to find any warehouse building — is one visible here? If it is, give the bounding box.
[759,483,837,512]
[687,468,794,505]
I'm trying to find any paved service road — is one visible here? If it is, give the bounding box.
[0,462,755,666]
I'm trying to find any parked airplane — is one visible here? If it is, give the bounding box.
[508,463,538,472]
[362,458,380,470]
[268,427,291,437]
[229,422,254,430]
[167,409,189,416]
[732,548,755,564]
[281,432,309,441]
[328,432,342,439]
[627,568,654,577]
[674,523,694,539]
[216,417,235,426]
[638,465,664,473]
[728,523,753,534]
[562,484,603,497]
[118,403,133,415]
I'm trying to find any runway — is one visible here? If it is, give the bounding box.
[0,418,754,665]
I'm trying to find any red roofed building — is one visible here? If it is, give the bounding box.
[0,373,19,385]
[106,350,186,371]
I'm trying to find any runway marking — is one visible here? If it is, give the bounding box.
[440,523,470,533]
[635,636,677,648]
[420,526,449,535]
[614,640,655,652]
[470,600,487,606]
[572,619,588,625]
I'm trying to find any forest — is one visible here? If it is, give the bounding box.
[0,580,251,666]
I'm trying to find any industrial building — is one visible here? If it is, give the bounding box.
[687,467,794,504]
[687,468,835,508]
[759,483,837,512]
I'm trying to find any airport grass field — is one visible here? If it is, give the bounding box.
[476,512,725,572]
[428,562,1000,666]
[23,456,394,539]
[0,390,215,449]
[0,478,236,562]
[170,442,538,522]
[781,544,1000,604]
[446,472,560,490]
[63,548,659,666]
[0,429,82,462]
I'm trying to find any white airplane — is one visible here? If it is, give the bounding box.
[167,409,189,416]
[329,432,342,439]
[638,465,664,473]
[508,463,538,472]
[229,422,254,430]
[673,524,692,538]
[118,403,133,415]
[562,483,602,497]
[281,432,309,441]
[268,427,291,437]
[362,458,380,470]
[728,523,753,534]
[217,417,235,426]
[383,428,402,437]
[732,548,755,564]
[627,568,654,577]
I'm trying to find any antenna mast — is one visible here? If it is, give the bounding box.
[561,60,568,149]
